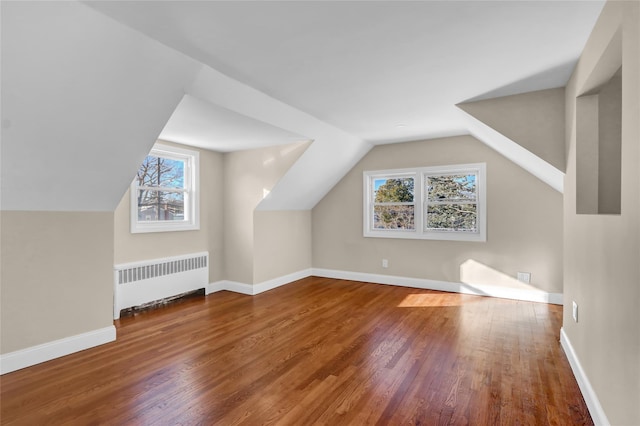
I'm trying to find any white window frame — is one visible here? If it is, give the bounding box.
[130,143,200,234]
[363,163,486,242]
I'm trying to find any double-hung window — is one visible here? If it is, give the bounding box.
[130,143,199,233]
[364,163,486,241]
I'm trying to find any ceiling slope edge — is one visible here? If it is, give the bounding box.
[457,88,567,172]
[186,66,373,211]
[458,109,564,193]
[1,1,202,212]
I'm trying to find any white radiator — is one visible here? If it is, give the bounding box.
[113,252,208,319]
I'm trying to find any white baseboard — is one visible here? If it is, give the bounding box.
[1,325,116,375]
[0,269,558,376]
[207,268,313,296]
[209,268,562,305]
[560,328,610,426]
[208,280,254,295]
[312,268,563,305]
[255,269,313,294]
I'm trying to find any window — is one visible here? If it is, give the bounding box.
[130,143,199,233]
[372,174,415,231]
[364,163,486,241]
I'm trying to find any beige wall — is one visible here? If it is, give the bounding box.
[596,68,622,214]
[313,135,563,294]
[254,210,312,283]
[116,140,311,287]
[1,211,114,354]
[563,1,640,425]
[114,141,224,283]
[459,88,566,171]
[0,139,310,357]
[223,142,310,284]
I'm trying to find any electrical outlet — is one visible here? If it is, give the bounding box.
[572,301,578,322]
[517,272,531,284]
[382,259,389,268]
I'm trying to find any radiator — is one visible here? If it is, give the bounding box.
[113,252,208,319]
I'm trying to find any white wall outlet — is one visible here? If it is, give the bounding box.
[572,301,579,322]
[382,259,389,268]
[517,272,531,284]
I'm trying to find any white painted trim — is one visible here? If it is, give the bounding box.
[254,268,313,294]
[363,164,487,242]
[207,269,314,296]
[560,328,610,426]
[208,268,561,305]
[206,280,227,294]
[312,268,563,305]
[0,326,116,375]
[212,280,255,295]
[130,142,200,234]
[547,292,564,305]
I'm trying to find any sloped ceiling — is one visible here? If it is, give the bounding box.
[1,1,201,211]
[458,88,567,171]
[1,1,605,211]
[86,0,605,144]
[159,95,308,153]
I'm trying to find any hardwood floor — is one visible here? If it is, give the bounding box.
[1,277,592,425]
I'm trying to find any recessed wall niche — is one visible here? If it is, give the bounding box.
[576,30,622,215]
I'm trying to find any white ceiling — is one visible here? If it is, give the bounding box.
[89,0,605,150]
[159,95,308,152]
[1,1,606,212]
[89,1,603,151]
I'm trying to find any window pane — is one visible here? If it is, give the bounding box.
[374,177,414,202]
[426,203,477,232]
[373,205,415,230]
[136,156,185,189]
[427,174,476,201]
[137,190,185,221]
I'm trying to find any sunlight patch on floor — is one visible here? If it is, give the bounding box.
[397,293,468,308]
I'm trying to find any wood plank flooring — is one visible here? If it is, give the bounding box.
[1,277,592,425]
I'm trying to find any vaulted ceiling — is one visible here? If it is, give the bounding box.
[1,1,605,211]
[89,1,604,145]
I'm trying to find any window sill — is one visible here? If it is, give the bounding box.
[364,230,486,242]
[131,222,200,234]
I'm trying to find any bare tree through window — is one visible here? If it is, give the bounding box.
[136,155,185,221]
